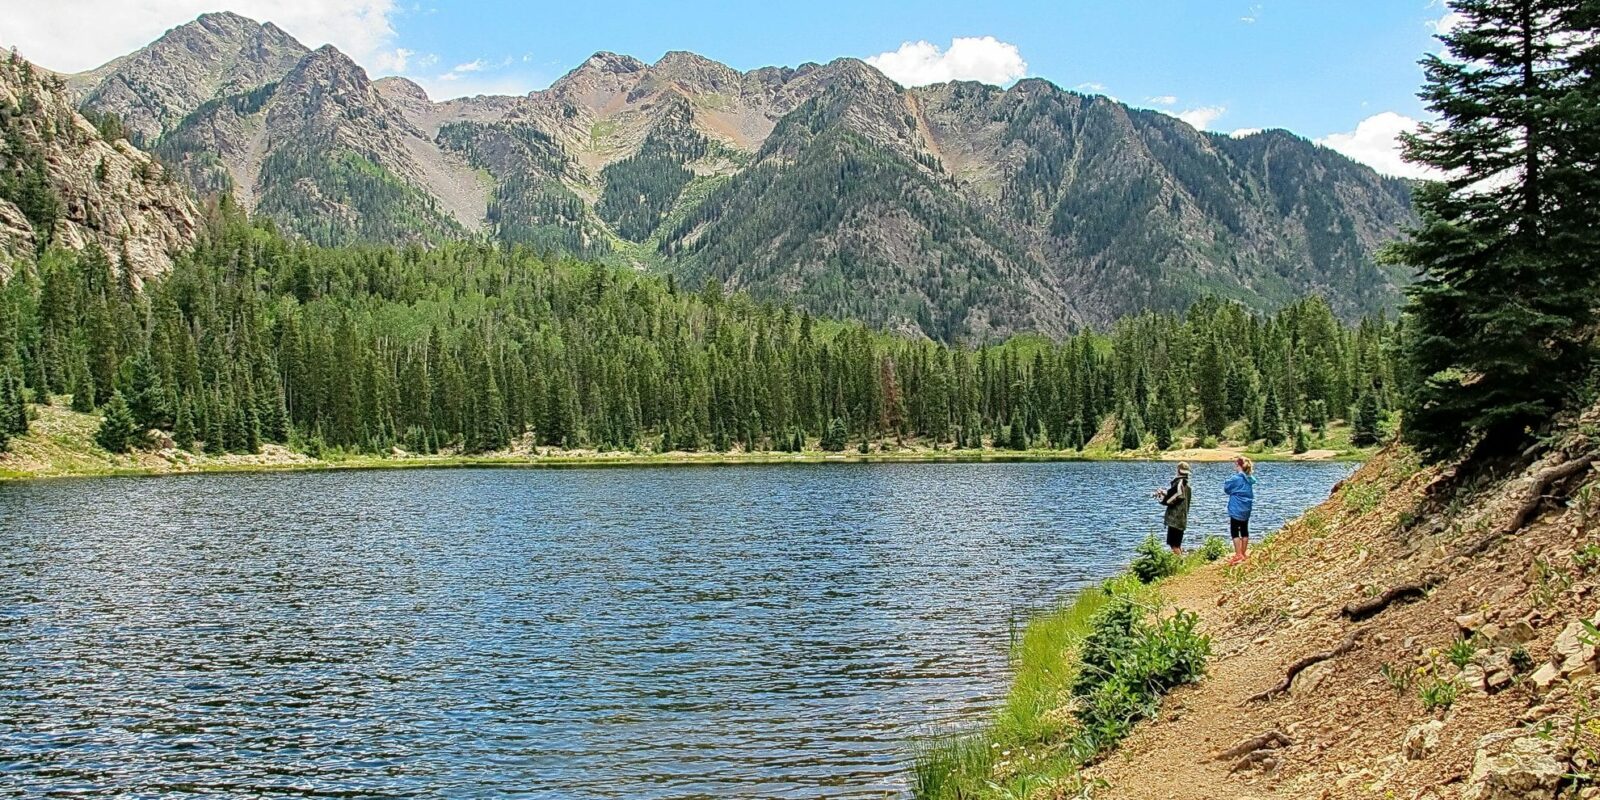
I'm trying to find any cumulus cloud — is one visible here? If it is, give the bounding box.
[414,56,542,99]
[865,36,1027,87]
[0,0,400,73]
[1315,111,1440,179]
[1175,106,1227,131]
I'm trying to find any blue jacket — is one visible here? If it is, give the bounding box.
[1224,473,1257,521]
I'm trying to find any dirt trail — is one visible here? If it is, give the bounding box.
[1072,442,1600,800]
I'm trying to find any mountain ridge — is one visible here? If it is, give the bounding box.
[59,13,1417,337]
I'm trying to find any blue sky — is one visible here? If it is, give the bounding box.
[8,1,1461,176]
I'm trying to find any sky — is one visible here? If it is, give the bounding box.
[3,1,1464,178]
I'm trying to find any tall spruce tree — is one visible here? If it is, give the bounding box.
[1390,0,1600,459]
[95,391,139,453]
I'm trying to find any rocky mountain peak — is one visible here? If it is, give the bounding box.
[650,51,741,91]
[0,54,200,281]
[71,11,309,144]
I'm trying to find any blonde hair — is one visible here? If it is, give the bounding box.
[1236,457,1254,475]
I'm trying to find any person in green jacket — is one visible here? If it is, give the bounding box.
[1156,461,1193,555]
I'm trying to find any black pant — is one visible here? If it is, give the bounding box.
[1230,517,1250,540]
[1166,527,1185,548]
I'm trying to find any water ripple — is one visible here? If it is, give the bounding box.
[0,462,1348,798]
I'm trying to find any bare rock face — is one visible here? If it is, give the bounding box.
[70,11,310,144]
[0,55,200,281]
[1462,726,1569,800]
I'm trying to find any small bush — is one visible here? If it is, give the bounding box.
[1510,646,1535,675]
[1069,593,1210,758]
[1131,536,1183,583]
[1380,662,1414,696]
[1445,638,1477,669]
[1199,536,1228,562]
[1420,678,1459,711]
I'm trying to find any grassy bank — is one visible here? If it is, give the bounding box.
[0,401,1371,482]
[914,540,1223,799]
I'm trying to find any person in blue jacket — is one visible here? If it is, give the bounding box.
[1223,457,1257,564]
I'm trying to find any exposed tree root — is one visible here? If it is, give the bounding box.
[1230,749,1280,774]
[1245,627,1371,704]
[1341,574,1444,622]
[1215,730,1293,762]
[1455,455,1595,558]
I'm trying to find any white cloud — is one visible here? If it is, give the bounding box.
[1075,82,1108,93]
[372,47,412,72]
[438,58,487,79]
[1241,4,1262,23]
[0,1,401,74]
[1229,127,1263,138]
[1315,111,1440,179]
[1427,10,1465,38]
[1175,106,1227,131]
[1147,95,1178,107]
[865,36,1027,87]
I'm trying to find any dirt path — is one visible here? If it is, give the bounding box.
[1084,566,1292,799]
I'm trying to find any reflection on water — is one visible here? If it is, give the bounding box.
[0,461,1348,798]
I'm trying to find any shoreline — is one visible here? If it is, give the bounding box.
[0,446,1368,484]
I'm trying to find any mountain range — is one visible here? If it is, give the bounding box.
[41,12,1415,338]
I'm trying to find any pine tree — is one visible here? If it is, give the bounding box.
[71,366,95,413]
[1007,421,1028,450]
[821,417,847,451]
[1293,424,1310,455]
[2,370,27,437]
[95,391,139,453]
[1119,402,1144,451]
[204,401,225,456]
[1262,387,1286,446]
[1352,389,1382,447]
[174,398,196,451]
[1390,0,1600,459]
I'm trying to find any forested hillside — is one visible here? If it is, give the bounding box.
[0,205,1397,460]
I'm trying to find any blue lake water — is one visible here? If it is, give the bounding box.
[0,461,1350,798]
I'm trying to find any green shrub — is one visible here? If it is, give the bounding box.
[1445,637,1477,669]
[1199,536,1228,562]
[1130,536,1182,584]
[1068,593,1210,759]
[1420,677,1459,711]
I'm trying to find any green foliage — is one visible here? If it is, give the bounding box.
[1380,662,1414,696]
[1199,536,1228,562]
[1069,594,1210,758]
[255,147,467,246]
[94,391,139,453]
[1352,388,1381,447]
[1391,0,1600,460]
[0,204,1401,462]
[1130,537,1183,584]
[1419,677,1459,712]
[1445,637,1476,670]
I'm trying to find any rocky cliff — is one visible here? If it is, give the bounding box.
[0,53,199,281]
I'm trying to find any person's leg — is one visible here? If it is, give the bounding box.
[1229,518,1248,563]
[1167,526,1184,556]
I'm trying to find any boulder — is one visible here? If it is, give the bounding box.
[1403,720,1444,760]
[1552,619,1598,677]
[1290,660,1333,698]
[1498,620,1538,646]
[1457,612,1488,635]
[1462,727,1568,800]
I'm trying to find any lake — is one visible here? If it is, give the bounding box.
[0,461,1349,798]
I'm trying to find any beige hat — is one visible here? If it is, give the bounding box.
[1177,461,1191,475]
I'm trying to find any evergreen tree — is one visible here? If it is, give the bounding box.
[1262,387,1286,446]
[95,391,139,453]
[174,398,196,451]
[1,370,27,437]
[71,366,95,413]
[1119,402,1144,451]
[1293,424,1310,455]
[1352,389,1382,447]
[1390,0,1600,459]
[821,417,848,451]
